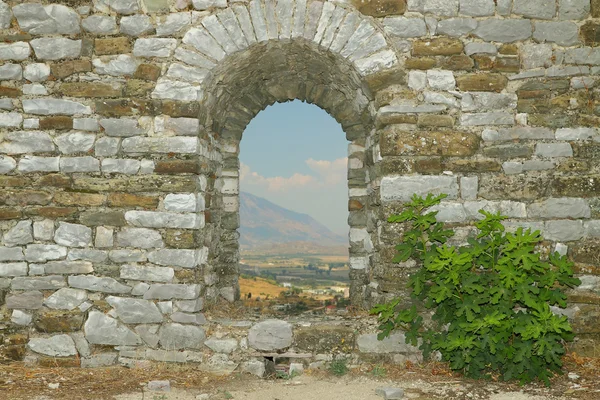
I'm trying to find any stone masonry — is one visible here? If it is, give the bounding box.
[0,0,599,367]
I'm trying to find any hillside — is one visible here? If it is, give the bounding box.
[239,192,347,251]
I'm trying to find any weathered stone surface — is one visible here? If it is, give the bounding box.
[3,220,33,246]
[0,131,54,154]
[0,42,30,61]
[459,0,494,16]
[106,296,163,324]
[44,288,87,310]
[380,128,479,157]
[534,22,579,46]
[13,4,80,35]
[248,319,293,351]
[528,198,590,219]
[204,338,238,354]
[11,276,66,290]
[381,175,459,203]
[68,275,131,294]
[25,244,67,263]
[513,0,556,19]
[133,38,178,58]
[116,228,164,249]
[120,264,174,282]
[0,262,27,277]
[28,335,77,357]
[93,55,139,76]
[0,246,24,262]
[34,309,84,333]
[125,211,201,229]
[54,222,92,247]
[31,38,82,60]
[545,220,584,242]
[357,333,417,353]
[147,249,197,268]
[159,323,205,350]
[473,19,532,43]
[143,284,201,300]
[6,290,44,309]
[84,311,141,345]
[413,38,463,56]
[23,99,91,116]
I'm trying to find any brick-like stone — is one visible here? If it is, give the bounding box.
[108,193,158,209]
[353,0,406,17]
[456,74,507,92]
[412,38,463,56]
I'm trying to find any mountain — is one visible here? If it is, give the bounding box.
[239,192,347,251]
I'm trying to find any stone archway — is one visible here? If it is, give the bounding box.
[150,0,398,305]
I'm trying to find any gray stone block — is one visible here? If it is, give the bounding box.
[133,38,178,57]
[54,222,92,247]
[101,159,140,175]
[437,17,478,37]
[544,220,584,241]
[11,276,66,290]
[120,14,154,36]
[68,275,131,294]
[158,323,206,350]
[110,250,147,263]
[82,15,117,34]
[25,244,67,262]
[28,334,77,357]
[533,22,579,46]
[559,0,590,20]
[23,98,91,115]
[30,38,82,60]
[6,290,44,309]
[382,17,427,38]
[18,156,60,173]
[106,296,164,324]
[4,221,33,246]
[381,175,459,203]
[56,132,95,154]
[0,262,27,278]
[44,288,88,310]
[248,319,293,351]
[513,0,556,19]
[474,19,532,42]
[0,42,31,61]
[528,198,591,219]
[116,228,164,249]
[143,284,201,300]
[93,55,139,76]
[0,246,24,262]
[459,0,494,16]
[535,143,573,158]
[120,264,174,282]
[460,112,514,126]
[125,211,202,229]
[357,333,417,353]
[84,311,141,345]
[0,131,54,154]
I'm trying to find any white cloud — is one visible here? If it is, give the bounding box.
[306,157,347,185]
[240,163,315,192]
[240,158,348,192]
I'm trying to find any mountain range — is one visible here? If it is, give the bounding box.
[239,192,347,252]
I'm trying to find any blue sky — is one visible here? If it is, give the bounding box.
[239,100,349,236]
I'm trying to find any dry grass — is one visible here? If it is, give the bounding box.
[0,362,230,400]
[239,277,286,300]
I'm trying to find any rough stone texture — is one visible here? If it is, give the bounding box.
[248,320,293,351]
[84,311,141,345]
[28,335,77,357]
[158,323,205,350]
[106,296,163,324]
[0,0,597,363]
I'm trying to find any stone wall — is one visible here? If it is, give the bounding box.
[0,0,599,366]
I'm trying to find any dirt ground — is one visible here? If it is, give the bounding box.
[1,355,599,400]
